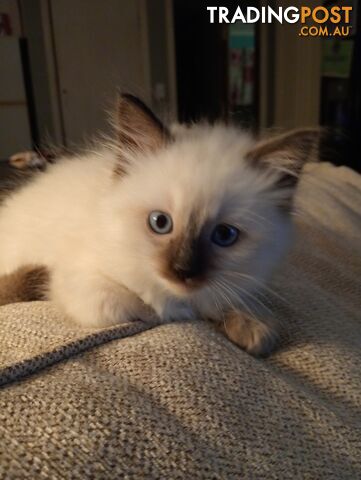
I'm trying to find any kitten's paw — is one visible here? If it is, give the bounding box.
[0,265,49,305]
[221,310,279,357]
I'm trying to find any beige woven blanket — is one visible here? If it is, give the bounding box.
[0,163,360,479]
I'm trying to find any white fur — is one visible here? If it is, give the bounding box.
[0,125,293,327]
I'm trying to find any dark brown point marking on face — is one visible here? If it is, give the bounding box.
[159,216,210,291]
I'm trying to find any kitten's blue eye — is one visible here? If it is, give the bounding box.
[149,211,173,234]
[211,224,239,247]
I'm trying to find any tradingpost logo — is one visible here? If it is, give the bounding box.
[207,5,353,37]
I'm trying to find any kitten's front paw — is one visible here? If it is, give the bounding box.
[221,310,279,357]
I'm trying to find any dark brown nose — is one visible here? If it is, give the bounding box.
[173,263,199,281]
[171,238,206,282]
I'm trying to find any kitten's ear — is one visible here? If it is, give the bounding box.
[246,128,320,183]
[245,128,320,208]
[114,94,170,174]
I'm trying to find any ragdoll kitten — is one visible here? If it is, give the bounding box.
[0,94,318,356]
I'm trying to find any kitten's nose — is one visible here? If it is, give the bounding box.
[170,235,206,284]
[173,265,198,281]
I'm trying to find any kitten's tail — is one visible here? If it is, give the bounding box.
[0,265,49,306]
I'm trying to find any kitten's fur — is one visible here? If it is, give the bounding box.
[0,94,318,356]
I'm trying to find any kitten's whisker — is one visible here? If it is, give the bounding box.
[211,279,234,336]
[212,280,234,316]
[214,280,234,310]
[220,271,288,305]
[211,282,224,315]
[220,272,274,313]
[221,271,270,301]
[217,272,271,313]
[218,273,289,328]
[232,272,281,295]
[215,278,261,325]
[224,285,259,320]
[232,284,272,315]
[208,280,226,329]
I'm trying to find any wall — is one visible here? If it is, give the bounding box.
[0,0,32,158]
[48,0,152,146]
[1,0,175,153]
[20,0,59,144]
[259,0,322,130]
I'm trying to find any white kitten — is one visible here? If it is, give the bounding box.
[0,95,318,356]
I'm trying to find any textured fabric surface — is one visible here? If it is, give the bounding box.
[0,162,360,479]
[0,302,159,387]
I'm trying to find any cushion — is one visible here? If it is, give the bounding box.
[1,163,360,478]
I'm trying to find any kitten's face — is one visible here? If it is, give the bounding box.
[101,94,317,316]
[105,126,292,315]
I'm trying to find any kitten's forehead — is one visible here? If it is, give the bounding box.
[122,124,281,224]
[160,132,251,200]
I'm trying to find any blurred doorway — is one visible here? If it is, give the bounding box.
[173,0,259,128]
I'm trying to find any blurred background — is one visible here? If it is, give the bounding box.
[0,0,360,174]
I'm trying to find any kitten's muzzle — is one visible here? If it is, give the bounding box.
[159,226,209,291]
[172,263,199,282]
[170,238,207,286]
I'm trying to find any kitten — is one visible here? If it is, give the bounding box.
[0,94,318,356]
